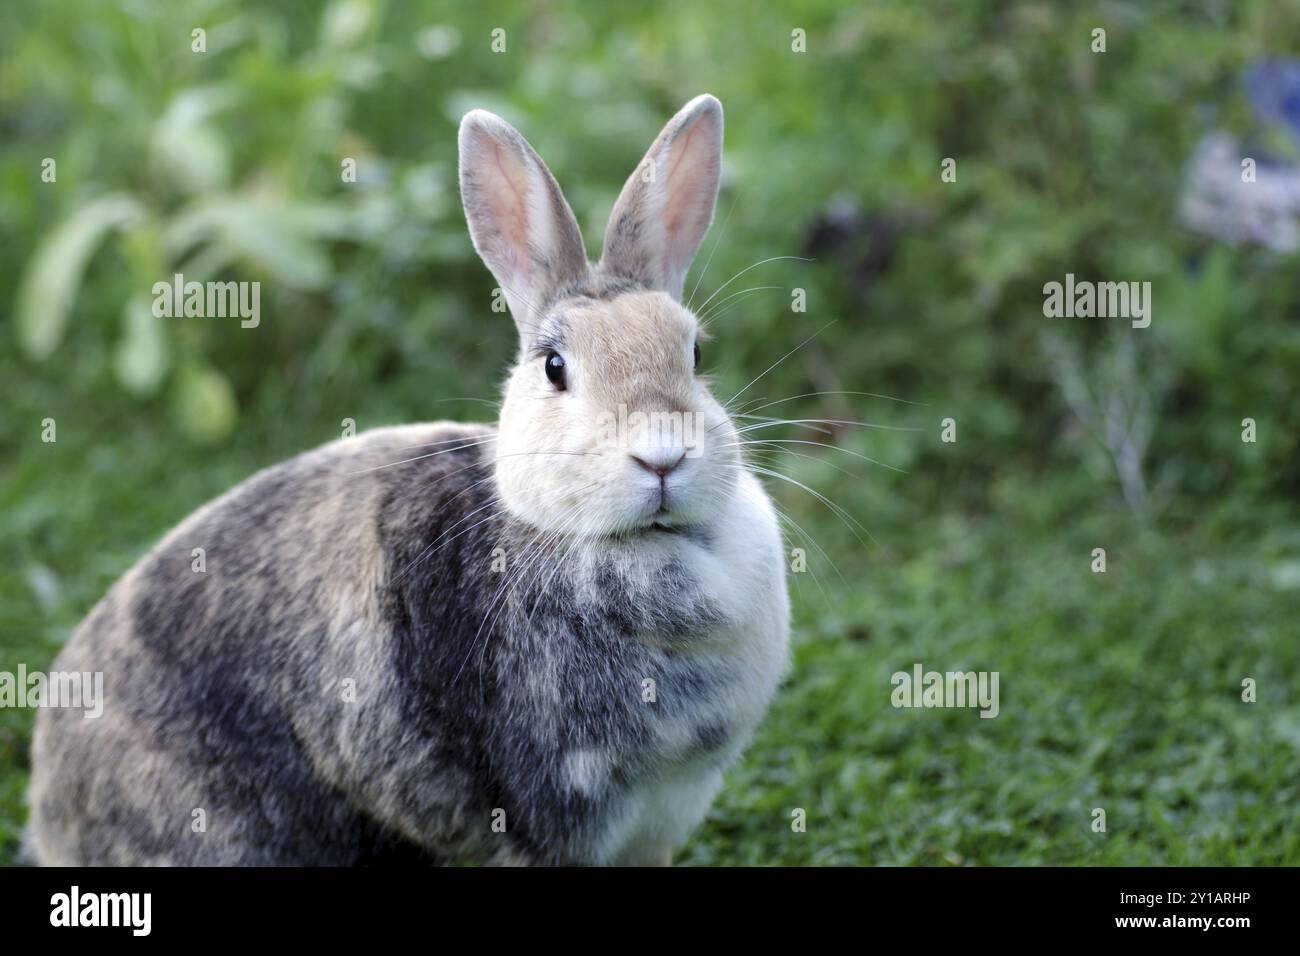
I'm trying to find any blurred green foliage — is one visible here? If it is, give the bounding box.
[1,0,1298,864]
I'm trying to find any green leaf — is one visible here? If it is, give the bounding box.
[171,361,237,444]
[165,197,336,290]
[150,87,235,194]
[113,292,171,396]
[16,193,145,360]
[320,0,378,51]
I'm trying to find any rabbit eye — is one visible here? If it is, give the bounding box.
[544,351,567,390]
[693,341,701,371]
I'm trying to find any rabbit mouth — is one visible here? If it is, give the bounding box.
[646,521,714,549]
[603,520,690,540]
[639,521,693,540]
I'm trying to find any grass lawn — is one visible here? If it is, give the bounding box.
[683,520,1300,865]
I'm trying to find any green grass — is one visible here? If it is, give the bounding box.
[680,521,1300,865]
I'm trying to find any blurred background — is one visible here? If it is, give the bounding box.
[2,0,1298,865]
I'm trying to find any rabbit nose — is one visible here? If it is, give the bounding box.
[630,451,686,479]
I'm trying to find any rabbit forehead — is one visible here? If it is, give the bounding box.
[557,291,697,400]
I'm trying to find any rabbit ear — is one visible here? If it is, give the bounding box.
[458,109,589,325]
[600,95,723,300]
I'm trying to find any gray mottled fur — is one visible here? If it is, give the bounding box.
[29,426,760,864]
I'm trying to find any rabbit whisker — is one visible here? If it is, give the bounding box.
[433,397,503,410]
[451,485,601,688]
[697,285,783,324]
[720,321,836,410]
[770,506,836,604]
[694,255,813,313]
[346,438,499,474]
[741,442,866,484]
[391,491,506,584]
[466,501,589,695]
[741,389,928,412]
[396,434,502,451]
[483,507,594,696]
[719,459,874,550]
[733,418,922,435]
[717,437,906,474]
[685,187,740,311]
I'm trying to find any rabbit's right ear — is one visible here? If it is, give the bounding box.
[458,110,589,326]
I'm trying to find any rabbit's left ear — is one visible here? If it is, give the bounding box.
[600,95,723,300]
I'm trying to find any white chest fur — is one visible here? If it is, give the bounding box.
[581,471,790,864]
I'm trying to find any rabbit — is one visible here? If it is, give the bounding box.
[27,94,791,866]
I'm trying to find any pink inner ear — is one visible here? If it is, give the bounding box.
[660,117,719,274]
[483,138,535,284]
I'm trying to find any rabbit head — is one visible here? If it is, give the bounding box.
[458,95,744,537]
